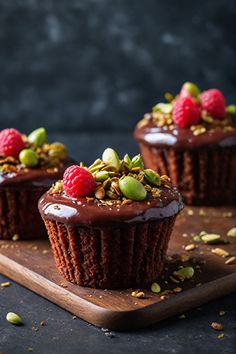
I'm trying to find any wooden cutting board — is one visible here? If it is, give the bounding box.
[0,206,235,331]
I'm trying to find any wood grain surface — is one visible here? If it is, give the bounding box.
[0,206,235,330]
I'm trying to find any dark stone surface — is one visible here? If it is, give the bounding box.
[0,0,235,133]
[0,274,235,354]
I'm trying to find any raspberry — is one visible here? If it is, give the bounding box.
[0,128,25,158]
[63,165,95,198]
[200,89,225,119]
[173,97,201,128]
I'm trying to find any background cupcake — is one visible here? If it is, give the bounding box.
[39,148,183,289]
[134,83,236,205]
[0,127,73,240]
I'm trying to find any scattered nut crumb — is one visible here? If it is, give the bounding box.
[225,256,235,265]
[211,322,224,331]
[219,310,226,316]
[185,244,196,251]
[12,234,20,241]
[187,210,194,216]
[131,290,145,298]
[1,282,11,288]
[211,248,229,258]
[217,333,225,339]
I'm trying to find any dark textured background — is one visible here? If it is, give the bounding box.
[0,0,235,134]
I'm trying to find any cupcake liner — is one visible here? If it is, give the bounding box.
[43,216,176,289]
[138,143,236,205]
[0,187,47,240]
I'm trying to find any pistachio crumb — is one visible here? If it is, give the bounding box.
[219,310,226,316]
[211,248,229,258]
[12,234,20,241]
[151,282,161,293]
[227,227,236,238]
[185,244,196,251]
[217,333,225,339]
[1,282,11,287]
[178,314,186,319]
[225,256,236,265]
[131,290,145,298]
[187,209,194,216]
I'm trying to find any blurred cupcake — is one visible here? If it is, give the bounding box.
[0,127,73,240]
[134,83,236,205]
[39,148,183,289]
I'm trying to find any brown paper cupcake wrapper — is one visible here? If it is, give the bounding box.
[138,143,236,205]
[0,188,47,240]
[43,216,176,289]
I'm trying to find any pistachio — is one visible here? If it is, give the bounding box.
[151,282,161,293]
[102,148,120,171]
[152,103,173,114]
[88,159,106,173]
[119,176,147,201]
[211,248,229,258]
[181,82,200,98]
[48,142,67,160]
[95,187,105,200]
[131,290,145,298]
[6,312,22,325]
[227,227,236,237]
[201,234,221,244]
[164,92,174,102]
[193,235,202,242]
[226,104,236,115]
[131,154,144,169]
[185,244,196,251]
[123,153,132,168]
[28,127,47,147]
[225,256,236,265]
[19,149,38,167]
[144,169,161,186]
[174,267,194,279]
[94,170,110,182]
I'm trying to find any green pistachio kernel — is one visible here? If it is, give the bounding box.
[28,127,47,147]
[48,142,67,160]
[175,267,194,279]
[152,103,173,114]
[201,234,221,244]
[226,105,236,115]
[102,148,121,171]
[227,227,236,237]
[164,92,174,102]
[144,169,161,186]
[131,154,144,169]
[94,170,110,182]
[118,176,147,201]
[6,312,22,325]
[182,82,200,98]
[19,149,38,167]
[151,282,161,293]
[124,153,132,167]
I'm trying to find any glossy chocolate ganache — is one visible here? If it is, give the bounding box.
[134,112,236,150]
[39,148,183,226]
[39,185,183,226]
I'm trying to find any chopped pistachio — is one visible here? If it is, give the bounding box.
[152,102,173,114]
[131,290,145,298]
[211,322,224,331]
[144,169,161,186]
[6,312,22,325]
[227,227,236,238]
[151,282,161,293]
[1,282,11,287]
[174,267,194,280]
[185,244,196,251]
[201,234,221,244]
[211,248,229,258]
[225,256,235,265]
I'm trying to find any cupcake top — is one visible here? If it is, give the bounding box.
[39,148,183,226]
[134,82,236,149]
[0,127,70,187]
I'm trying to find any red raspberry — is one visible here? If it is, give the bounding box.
[200,89,225,119]
[63,165,95,198]
[0,128,25,158]
[173,97,201,128]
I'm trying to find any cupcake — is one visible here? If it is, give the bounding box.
[134,83,236,205]
[38,148,183,289]
[0,127,73,240]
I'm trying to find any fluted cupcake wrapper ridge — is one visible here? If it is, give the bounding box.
[0,188,47,240]
[43,216,176,289]
[138,143,236,205]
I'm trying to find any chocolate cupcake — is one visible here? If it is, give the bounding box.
[0,127,73,240]
[39,148,183,289]
[134,83,236,205]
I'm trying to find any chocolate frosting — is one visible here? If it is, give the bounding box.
[134,119,236,150]
[0,158,74,189]
[38,186,183,226]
